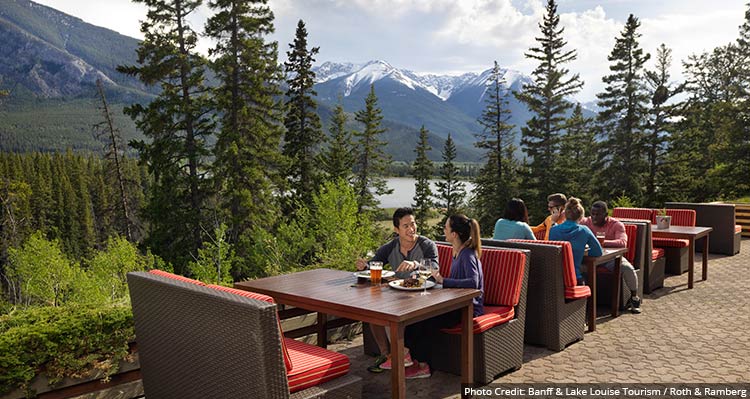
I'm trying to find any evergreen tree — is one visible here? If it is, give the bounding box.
[557,104,598,205]
[352,84,392,212]
[118,0,214,272]
[433,134,465,234]
[596,14,650,201]
[283,19,324,207]
[515,0,583,215]
[411,126,434,235]
[473,61,516,233]
[205,0,286,277]
[643,44,683,205]
[93,79,136,241]
[321,103,355,181]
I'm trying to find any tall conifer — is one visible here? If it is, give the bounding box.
[516,0,583,216]
[557,104,598,205]
[352,84,392,212]
[596,14,650,201]
[205,0,286,276]
[473,61,516,233]
[118,0,214,272]
[412,126,434,235]
[283,19,324,208]
[433,133,465,236]
[321,103,355,181]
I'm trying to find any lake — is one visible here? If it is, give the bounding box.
[376,177,476,209]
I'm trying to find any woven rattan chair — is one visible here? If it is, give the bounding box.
[595,223,645,309]
[482,239,588,351]
[127,271,361,399]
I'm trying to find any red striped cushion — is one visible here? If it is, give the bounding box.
[735,225,742,234]
[612,207,654,221]
[652,248,665,260]
[565,285,591,300]
[285,338,350,393]
[508,240,588,299]
[664,209,696,227]
[653,238,689,248]
[480,248,526,307]
[149,269,205,285]
[437,244,453,277]
[208,285,293,373]
[440,305,514,334]
[533,229,547,240]
[624,224,637,263]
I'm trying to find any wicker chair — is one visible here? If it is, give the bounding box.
[127,271,361,399]
[666,202,742,256]
[428,246,530,383]
[595,223,644,309]
[482,239,589,351]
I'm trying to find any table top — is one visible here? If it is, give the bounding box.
[651,225,713,238]
[234,268,480,324]
[584,247,627,263]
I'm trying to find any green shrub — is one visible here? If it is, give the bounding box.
[0,304,134,396]
[188,223,236,285]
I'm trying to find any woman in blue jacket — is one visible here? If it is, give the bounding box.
[549,197,602,285]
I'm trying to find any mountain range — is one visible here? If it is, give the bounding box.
[0,0,570,162]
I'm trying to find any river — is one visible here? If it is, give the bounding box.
[375,177,476,209]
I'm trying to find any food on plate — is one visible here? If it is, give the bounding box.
[400,278,423,288]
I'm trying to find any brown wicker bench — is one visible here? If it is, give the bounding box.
[596,223,644,308]
[127,271,361,399]
[428,245,530,383]
[666,202,742,256]
[482,239,588,352]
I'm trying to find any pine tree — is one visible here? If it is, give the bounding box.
[472,61,516,233]
[433,133,465,235]
[283,19,324,208]
[205,0,286,277]
[411,126,434,235]
[596,14,650,201]
[643,44,684,206]
[352,84,392,212]
[321,102,355,181]
[557,104,598,205]
[93,79,136,241]
[118,0,214,272]
[515,0,583,215]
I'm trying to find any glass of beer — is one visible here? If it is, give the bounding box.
[369,261,383,285]
[596,231,605,246]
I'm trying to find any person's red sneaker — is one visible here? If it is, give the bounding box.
[380,348,413,370]
[405,363,431,379]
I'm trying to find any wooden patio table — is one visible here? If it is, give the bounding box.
[583,247,627,332]
[235,268,480,399]
[651,225,713,289]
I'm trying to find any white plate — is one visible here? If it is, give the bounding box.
[388,279,436,291]
[354,270,395,279]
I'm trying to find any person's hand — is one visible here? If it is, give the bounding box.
[396,260,416,273]
[355,258,367,271]
[550,207,563,223]
[431,269,444,284]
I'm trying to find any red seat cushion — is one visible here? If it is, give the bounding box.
[533,229,547,240]
[653,238,689,248]
[440,305,515,334]
[612,207,654,221]
[285,338,351,393]
[149,269,205,286]
[736,225,743,234]
[208,285,293,373]
[480,248,526,307]
[664,209,696,226]
[509,240,590,300]
[437,244,453,277]
[652,248,665,260]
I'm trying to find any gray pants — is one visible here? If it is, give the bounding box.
[599,257,638,293]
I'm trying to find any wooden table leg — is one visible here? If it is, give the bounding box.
[702,235,709,281]
[611,256,622,318]
[688,239,695,289]
[316,312,327,348]
[586,261,596,332]
[461,302,474,396]
[389,322,406,399]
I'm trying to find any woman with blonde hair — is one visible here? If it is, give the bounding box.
[549,197,602,285]
[400,214,485,379]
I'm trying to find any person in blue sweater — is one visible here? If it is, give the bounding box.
[398,214,484,379]
[493,198,536,240]
[549,197,602,285]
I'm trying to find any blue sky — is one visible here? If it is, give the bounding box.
[36,0,748,101]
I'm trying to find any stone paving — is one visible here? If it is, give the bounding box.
[327,239,750,398]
